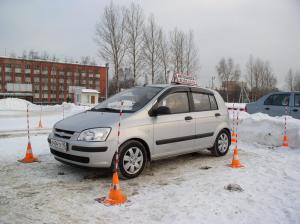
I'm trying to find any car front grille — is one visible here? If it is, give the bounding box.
[54,128,75,139]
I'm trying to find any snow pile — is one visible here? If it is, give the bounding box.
[0,98,90,117]
[0,98,37,111]
[0,98,91,131]
[231,111,300,148]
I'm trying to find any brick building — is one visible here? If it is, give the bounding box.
[0,57,108,104]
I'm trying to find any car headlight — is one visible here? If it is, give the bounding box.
[78,128,111,142]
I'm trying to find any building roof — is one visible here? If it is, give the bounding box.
[81,89,99,94]
[0,56,107,68]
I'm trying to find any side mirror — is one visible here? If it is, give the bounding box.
[152,106,171,116]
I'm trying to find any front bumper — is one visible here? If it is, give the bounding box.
[48,131,117,168]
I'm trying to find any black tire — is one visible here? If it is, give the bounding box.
[115,140,147,179]
[210,129,230,157]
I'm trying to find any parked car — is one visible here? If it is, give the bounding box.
[48,84,231,179]
[246,91,300,119]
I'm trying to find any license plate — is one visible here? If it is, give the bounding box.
[50,139,67,151]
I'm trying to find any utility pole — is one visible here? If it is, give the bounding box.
[211,76,215,89]
[105,63,109,100]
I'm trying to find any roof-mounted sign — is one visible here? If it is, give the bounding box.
[171,73,197,86]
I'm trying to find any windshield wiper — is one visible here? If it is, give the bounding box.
[90,107,135,113]
[90,107,120,112]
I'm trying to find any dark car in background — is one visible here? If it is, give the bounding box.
[246,92,300,119]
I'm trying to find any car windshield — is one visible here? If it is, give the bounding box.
[91,86,163,113]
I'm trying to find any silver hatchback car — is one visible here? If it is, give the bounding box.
[48,84,231,179]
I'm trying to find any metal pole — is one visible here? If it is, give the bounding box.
[105,63,109,100]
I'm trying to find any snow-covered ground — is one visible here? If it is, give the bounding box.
[0,99,300,224]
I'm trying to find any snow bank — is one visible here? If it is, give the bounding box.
[0,98,90,131]
[231,111,300,149]
[0,98,90,117]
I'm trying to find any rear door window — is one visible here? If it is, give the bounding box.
[192,93,211,111]
[157,92,189,114]
[264,94,290,106]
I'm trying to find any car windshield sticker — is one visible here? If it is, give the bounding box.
[107,100,135,110]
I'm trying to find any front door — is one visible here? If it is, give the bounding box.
[263,93,291,117]
[291,93,300,119]
[153,91,195,158]
[91,95,95,104]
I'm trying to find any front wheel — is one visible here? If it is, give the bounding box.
[210,130,230,157]
[116,140,147,179]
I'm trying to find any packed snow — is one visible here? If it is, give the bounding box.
[0,99,300,224]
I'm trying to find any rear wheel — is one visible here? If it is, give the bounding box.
[210,130,230,157]
[116,140,147,179]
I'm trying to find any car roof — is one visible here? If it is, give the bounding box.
[147,84,214,94]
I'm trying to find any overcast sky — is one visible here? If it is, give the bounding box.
[1,0,300,88]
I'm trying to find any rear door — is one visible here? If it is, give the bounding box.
[263,93,291,116]
[153,89,196,158]
[291,93,300,119]
[191,91,219,149]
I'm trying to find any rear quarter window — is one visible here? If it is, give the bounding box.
[209,95,218,110]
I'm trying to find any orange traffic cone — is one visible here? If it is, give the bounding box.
[18,142,39,163]
[282,134,288,148]
[229,146,244,168]
[37,119,43,128]
[95,172,127,206]
[231,128,237,144]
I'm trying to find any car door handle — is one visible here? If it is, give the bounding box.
[215,113,221,117]
[185,116,193,121]
[265,107,270,110]
[293,109,298,112]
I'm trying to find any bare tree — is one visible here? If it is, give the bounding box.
[28,49,35,59]
[124,2,144,85]
[81,56,91,65]
[52,54,58,62]
[184,30,199,76]
[245,56,277,99]
[170,28,185,73]
[143,15,161,84]
[41,51,49,60]
[158,30,170,83]
[216,57,241,101]
[9,51,16,58]
[245,55,254,92]
[90,58,97,66]
[95,2,126,92]
[22,50,27,59]
[294,71,300,91]
[286,69,294,91]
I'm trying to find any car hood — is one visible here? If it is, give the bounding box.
[54,110,131,132]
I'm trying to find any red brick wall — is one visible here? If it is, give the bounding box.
[0,57,108,104]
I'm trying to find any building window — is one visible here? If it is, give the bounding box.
[15,76,22,83]
[25,65,30,69]
[5,64,12,68]
[34,69,40,74]
[5,73,12,81]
